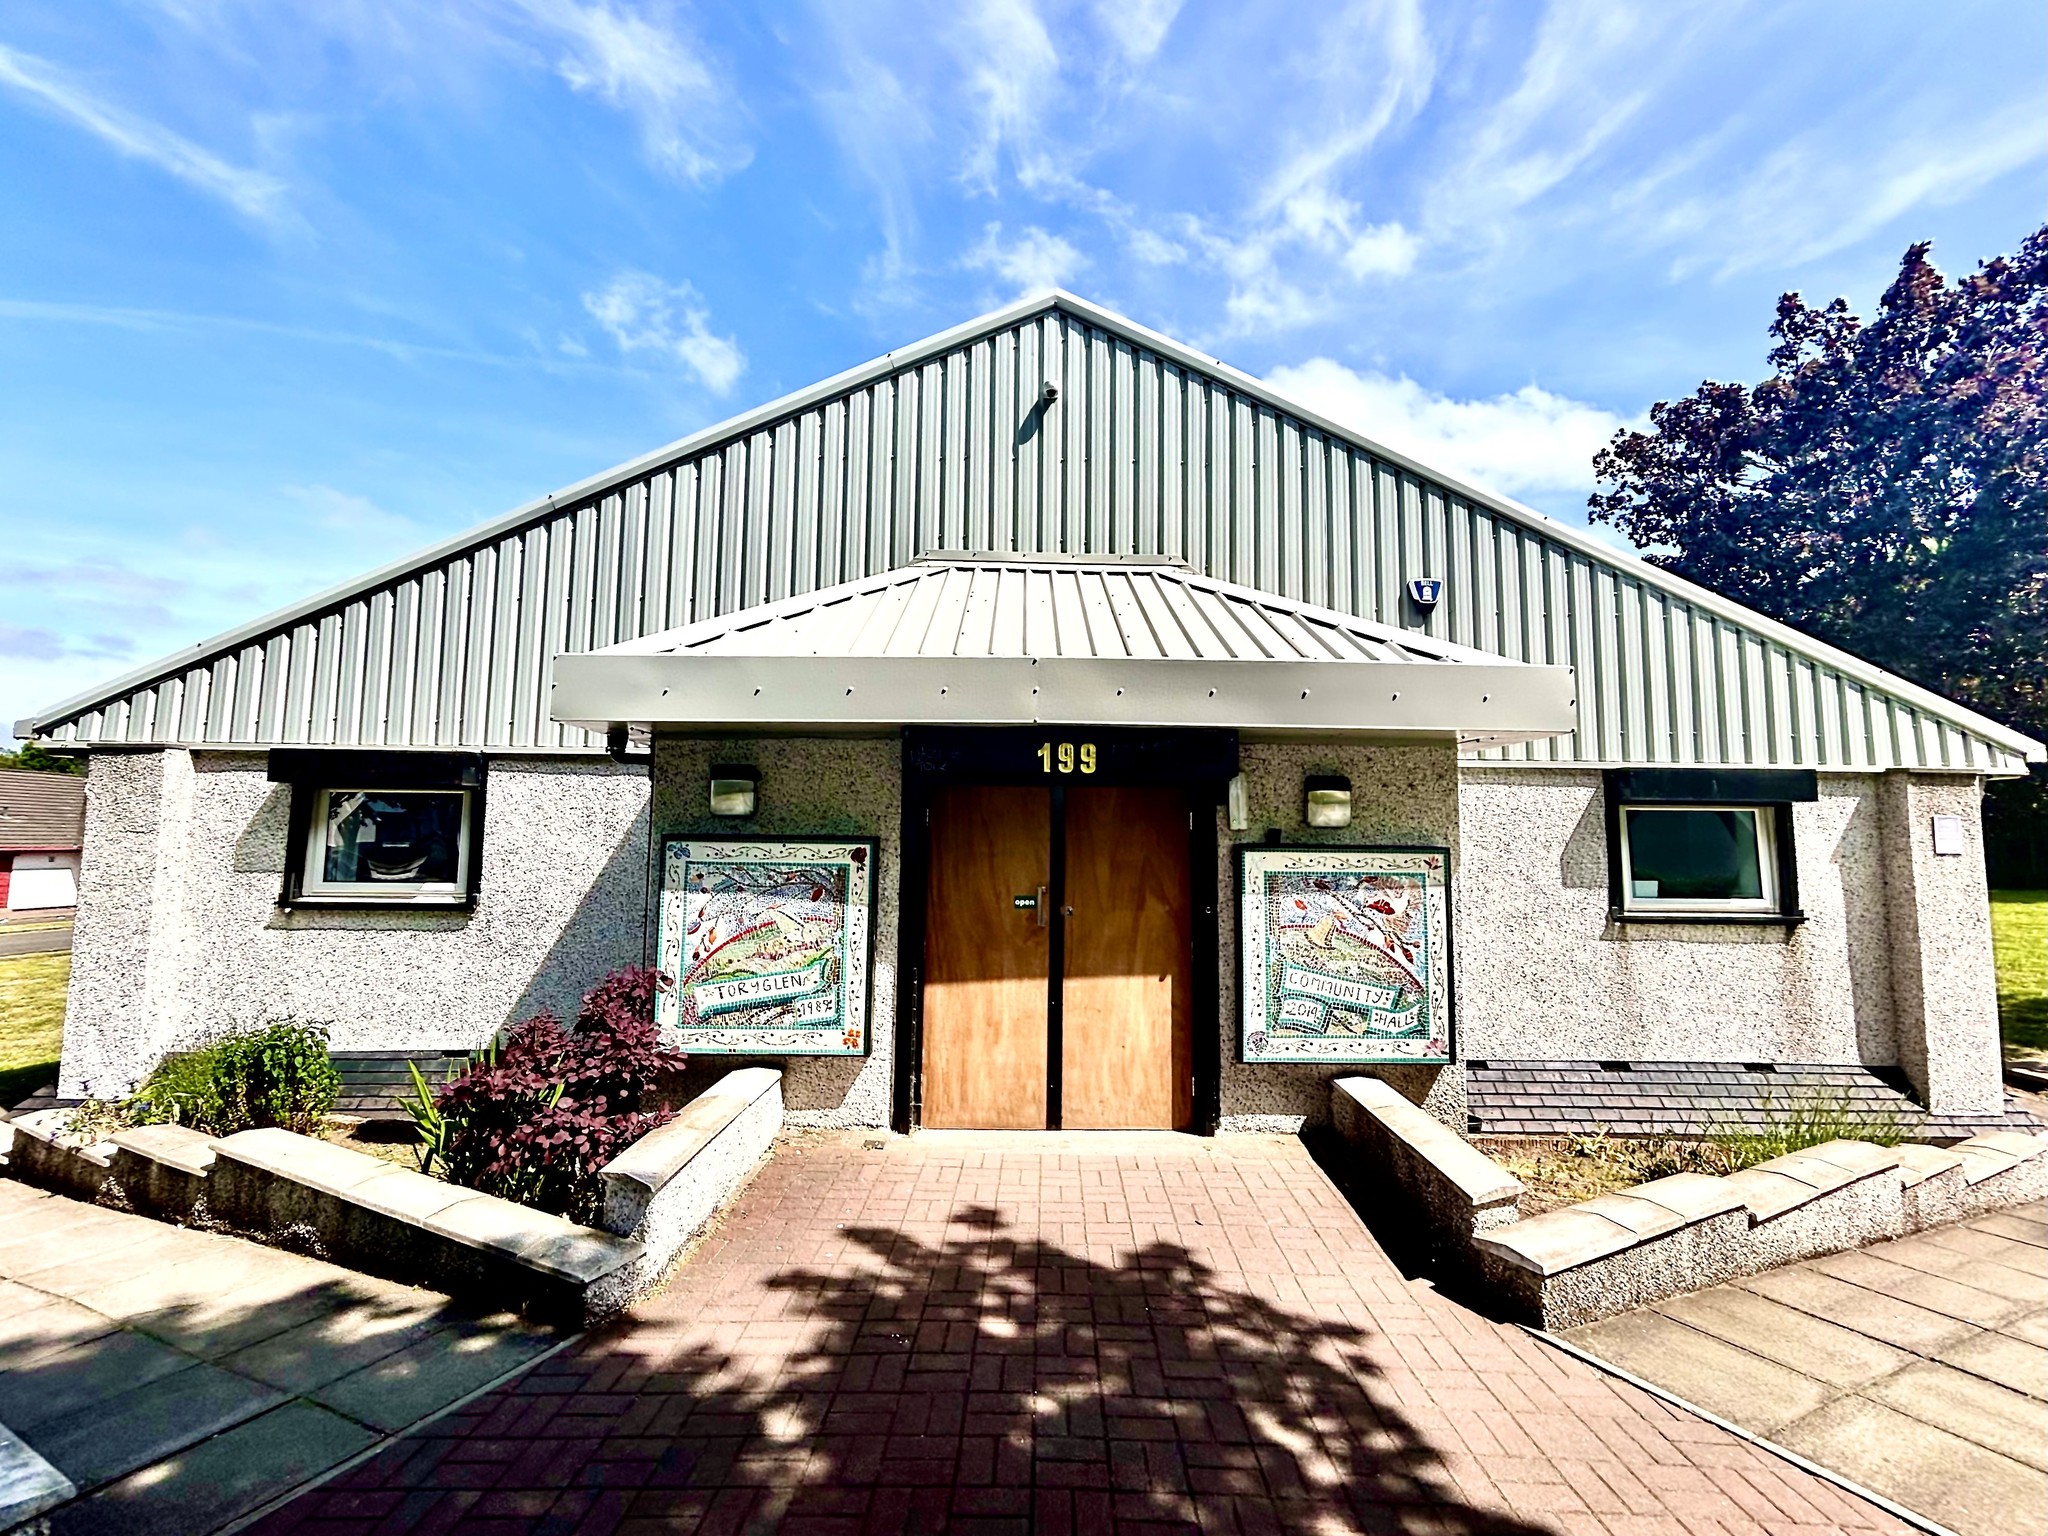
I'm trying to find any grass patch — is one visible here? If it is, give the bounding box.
[1992,889,2047,1058]
[0,951,68,1106]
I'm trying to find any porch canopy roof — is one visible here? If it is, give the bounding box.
[550,554,1577,745]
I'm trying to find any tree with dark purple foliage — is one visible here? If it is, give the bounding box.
[1591,228,2048,881]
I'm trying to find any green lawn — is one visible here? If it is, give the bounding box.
[0,951,67,1106]
[1993,890,2047,1058]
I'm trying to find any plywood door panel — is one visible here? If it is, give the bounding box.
[922,785,1051,1129]
[1061,786,1193,1129]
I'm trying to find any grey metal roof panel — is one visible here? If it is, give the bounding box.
[605,557,1495,667]
[19,292,2043,771]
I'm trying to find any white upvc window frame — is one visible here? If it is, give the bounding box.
[299,786,474,904]
[1617,803,1779,916]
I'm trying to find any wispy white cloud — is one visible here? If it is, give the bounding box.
[0,625,133,664]
[0,41,292,225]
[1093,0,1182,62]
[514,0,750,183]
[1266,357,1638,505]
[280,484,428,549]
[964,222,1087,296]
[583,271,746,393]
[951,0,1060,193]
[1648,99,2044,280]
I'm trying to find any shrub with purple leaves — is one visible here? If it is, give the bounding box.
[406,966,686,1223]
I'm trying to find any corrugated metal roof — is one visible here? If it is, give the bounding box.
[20,292,2043,773]
[617,555,1496,666]
[0,769,85,851]
[554,556,1577,741]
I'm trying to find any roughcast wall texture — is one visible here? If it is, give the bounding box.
[1216,740,1465,1134]
[650,734,901,1130]
[1455,769,1899,1068]
[60,750,650,1099]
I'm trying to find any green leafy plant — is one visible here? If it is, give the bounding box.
[1708,1091,1906,1171]
[126,1020,341,1136]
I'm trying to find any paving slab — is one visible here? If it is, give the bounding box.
[1735,1263,1978,1354]
[1659,1284,1913,1389]
[1936,1330,2048,1400]
[1775,1395,2047,1536]
[49,1401,376,1536]
[1974,1208,2048,1248]
[1812,1246,2036,1327]
[1564,1307,1836,1430]
[1864,1362,2048,1472]
[0,1330,198,1432]
[1569,1202,2048,1536]
[0,1183,561,1530]
[26,1361,285,1491]
[311,1316,561,1432]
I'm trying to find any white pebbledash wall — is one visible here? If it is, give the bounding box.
[1454,767,2004,1117]
[58,744,2005,1123]
[59,750,651,1100]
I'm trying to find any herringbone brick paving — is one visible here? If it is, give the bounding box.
[253,1132,1913,1534]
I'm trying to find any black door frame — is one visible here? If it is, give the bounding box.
[893,725,1236,1134]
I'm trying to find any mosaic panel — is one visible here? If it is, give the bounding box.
[656,835,876,1056]
[1238,845,1452,1065]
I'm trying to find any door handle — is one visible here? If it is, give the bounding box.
[1036,885,1049,929]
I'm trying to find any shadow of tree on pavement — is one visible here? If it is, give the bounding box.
[256,1200,1563,1535]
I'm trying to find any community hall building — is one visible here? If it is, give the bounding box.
[21,294,2044,1137]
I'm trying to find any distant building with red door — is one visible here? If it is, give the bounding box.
[0,769,83,912]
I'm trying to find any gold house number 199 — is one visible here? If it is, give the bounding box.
[1037,741,1097,774]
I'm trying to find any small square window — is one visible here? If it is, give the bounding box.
[1618,805,1778,914]
[301,787,473,902]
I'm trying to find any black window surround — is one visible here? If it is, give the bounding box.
[1602,767,1814,927]
[269,750,486,909]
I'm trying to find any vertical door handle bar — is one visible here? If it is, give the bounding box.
[1036,884,1049,928]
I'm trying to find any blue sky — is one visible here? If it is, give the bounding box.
[3,0,2042,735]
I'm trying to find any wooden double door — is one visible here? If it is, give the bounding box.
[922,784,1194,1130]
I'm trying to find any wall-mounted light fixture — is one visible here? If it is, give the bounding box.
[1226,773,1250,832]
[1303,773,1353,829]
[708,763,759,818]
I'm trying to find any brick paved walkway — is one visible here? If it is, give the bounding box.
[256,1132,1913,1535]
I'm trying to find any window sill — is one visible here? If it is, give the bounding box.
[279,894,475,912]
[1608,908,1805,928]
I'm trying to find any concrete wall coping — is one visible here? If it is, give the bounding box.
[11,1108,116,1168]
[209,1127,643,1288]
[108,1123,216,1176]
[1890,1141,1964,1189]
[600,1066,781,1203]
[1472,1207,1638,1277]
[1950,1129,2048,1185]
[1332,1077,1522,1210]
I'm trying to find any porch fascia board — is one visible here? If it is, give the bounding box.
[549,653,1577,745]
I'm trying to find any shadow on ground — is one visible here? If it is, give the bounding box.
[257,1200,1559,1534]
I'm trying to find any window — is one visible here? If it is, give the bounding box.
[269,750,484,908]
[302,788,472,901]
[1601,768,1811,925]
[1618,805,1776,914]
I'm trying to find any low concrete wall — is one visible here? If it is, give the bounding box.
[1330,1077,1520,1277]
[1329,1081,2048,1330]
[599,1067,781,1294]
[1,1072,787,1324]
